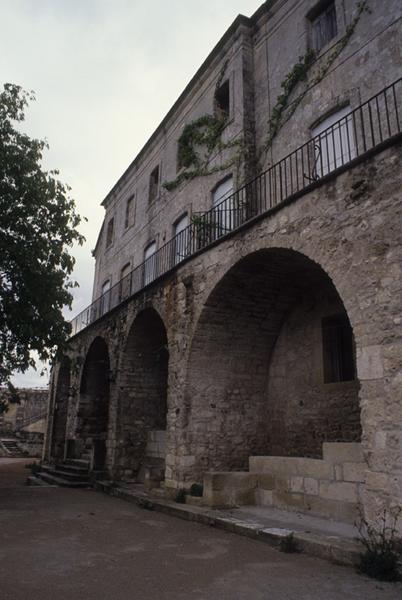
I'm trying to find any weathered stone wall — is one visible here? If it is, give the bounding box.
[46,0,402,532]
[267,290,361,457]
[0,388,48,434]
[49,142,402,533]
[92,0,401,303]
[116,308,168,478]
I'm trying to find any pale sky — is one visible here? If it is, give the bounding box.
[1,0,263,387]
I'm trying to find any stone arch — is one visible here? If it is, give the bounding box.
[77,336,110,469]
[50,356,71,461]
[116,307,169,480]
[183,247,361,481]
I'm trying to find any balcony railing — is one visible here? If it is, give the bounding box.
[70,78,401,337]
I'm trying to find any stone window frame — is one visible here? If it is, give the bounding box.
[305,295,359,391]
[148,165,160,205]
[124,194,136,230]
[305,0,345,55]
[105,217,114,250]
[307,88,361,180]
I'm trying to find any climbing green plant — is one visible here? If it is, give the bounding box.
[265,0,370,150]
[163,60,244,191]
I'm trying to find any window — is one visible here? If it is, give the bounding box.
[120,263,131,301]
[100,280,111,316]
[149,166,159,203]
[143,241,156,285]
[173,214,189,265]
[124,195,135,229]
[322,313,355,383]
[106,217,114,248]
[215,79,230,119]
[311,105,356,177]
[310,1,337,52]
[212,176,234,235]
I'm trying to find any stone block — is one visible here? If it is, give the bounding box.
[323,443,364,464]
[343,462,366,483]
[290,476,304,493]
[365,470,389,491]
[304,477,319,496]
[257,473,275,490]
[272,490,305,511]
[203,471,257,491]
[356,345,384,380]
[306,495,358,523]
[255,488,273,506]
[249,456,333,479]
[319,481,358,503]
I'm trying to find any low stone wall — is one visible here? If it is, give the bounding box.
[204,443,366,523]
[16,432,44,458]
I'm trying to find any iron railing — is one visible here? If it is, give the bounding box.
[70,78,401,336]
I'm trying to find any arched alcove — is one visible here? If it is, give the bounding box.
[184,248,361,479]
[77,337,110,469]
[117,308,169,478]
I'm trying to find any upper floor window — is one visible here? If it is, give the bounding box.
[212,176,234,234]
[100,279,111,315]
[149,165,160,204]
[311,105,356,177]
[144,241,157,285]
[310,1,337,52]
[124,195,135,229]
[215,79,230,120]
[322,313,355,383]
[173,213,189,265]
[106,217,114,248]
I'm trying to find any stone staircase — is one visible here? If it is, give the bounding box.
[0,437,26,457]
[204,443,366,524]
[28,459,91,488]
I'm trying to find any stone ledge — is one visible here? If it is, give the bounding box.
[95,480,364,569]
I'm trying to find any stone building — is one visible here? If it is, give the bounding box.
[43,0,402,532]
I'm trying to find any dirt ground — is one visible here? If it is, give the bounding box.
[0,458,401,600]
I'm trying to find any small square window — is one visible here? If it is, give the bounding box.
[310,1,337,52]
[124,195,135,229]
[322,313,355,383]
[149,166,160,203]
[215,80,230,119]
[106,217,114,248]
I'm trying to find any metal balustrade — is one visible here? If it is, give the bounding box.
[70,78,401,337]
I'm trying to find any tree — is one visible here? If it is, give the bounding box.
[0,83,85,398]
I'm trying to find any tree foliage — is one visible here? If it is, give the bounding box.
[0,83,84,389]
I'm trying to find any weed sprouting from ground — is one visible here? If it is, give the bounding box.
[356,508,401,581]
[279,532,300,554]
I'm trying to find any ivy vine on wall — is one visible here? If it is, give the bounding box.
[264,0,370,151]
[163,61,243,192]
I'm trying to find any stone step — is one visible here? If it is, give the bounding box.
[64,458,90,469]
[37,471,90,488]
[26,475,53,487]
[41,465,89,482]
[54,462,90,475]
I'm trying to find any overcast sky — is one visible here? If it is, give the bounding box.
[1,0,263,387]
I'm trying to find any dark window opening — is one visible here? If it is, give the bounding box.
[215,80,230,119]
[322,313,355,383]
[124,195,135,229]
[310,1,337,52]
[149,165,160,203]
[106,217,114,248]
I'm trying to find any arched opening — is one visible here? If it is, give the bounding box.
[185,248,360,479]
[117,308,169,481]
[51,356,71,461]
[77,337,110,469]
